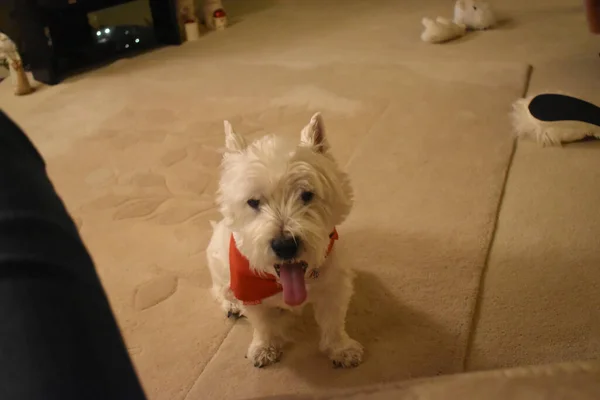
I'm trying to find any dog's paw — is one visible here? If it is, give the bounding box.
[221,300,244,319]
[247,343,282,368]
[329,339,364,369]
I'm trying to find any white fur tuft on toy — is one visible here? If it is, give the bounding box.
[453,0,497,30]
[421,17,467,43]
[511,93,600,146]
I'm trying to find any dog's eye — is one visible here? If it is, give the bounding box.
[301,191,314,204]
[473,6,477,10]
[247,199,260,210]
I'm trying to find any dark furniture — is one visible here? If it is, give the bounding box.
[585,0,600,33]
[3,0,181,85]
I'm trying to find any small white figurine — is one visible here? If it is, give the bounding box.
[0,32,34,96]
[203,0,228,30]
[181,5,200,41]
[453,0,497,30]
[421,17,467,44]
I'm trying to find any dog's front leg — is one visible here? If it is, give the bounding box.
[244,305,285,368]
[313,273,363,368]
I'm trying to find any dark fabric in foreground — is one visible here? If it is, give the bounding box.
[0,110,146,400]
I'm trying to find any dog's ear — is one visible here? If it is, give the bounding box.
[456,0,466,11]
[300,112,329,153]
[223,120,247,152]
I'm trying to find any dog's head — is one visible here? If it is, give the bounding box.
[217,113,353,305]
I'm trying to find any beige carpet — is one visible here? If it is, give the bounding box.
[0,0,598,399]
[184,62,529,400]
[250,361,600,400]
[466,55,600,370]
[3,56,526,400]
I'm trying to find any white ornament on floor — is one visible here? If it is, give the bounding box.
[453,0,497,30]
[213,9,228,31]
[0,32,34,96]
[185,21,201,41]
[203,0,228,30]
[421,17,467,43]
[181,5,201,41]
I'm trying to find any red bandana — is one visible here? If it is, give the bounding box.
[229,229,339,305]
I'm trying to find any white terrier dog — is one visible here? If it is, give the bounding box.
[206,113,363,368]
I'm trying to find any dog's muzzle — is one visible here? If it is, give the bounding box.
[271,236,301,260]
[274,261,308,277]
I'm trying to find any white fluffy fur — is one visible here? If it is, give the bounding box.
[511,96,600,147]
[421,17,467,43]
[206,113,363,368]
[453,0,497,30]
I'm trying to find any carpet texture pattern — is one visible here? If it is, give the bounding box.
[2,57,528,399]
[0,0,598,399]
[250,361,600,400]
[183,62,529,400]
[466,56,600,371]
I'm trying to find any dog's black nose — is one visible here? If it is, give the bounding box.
[271,236,300,260]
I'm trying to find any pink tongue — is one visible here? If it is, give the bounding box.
[279,264,307,306]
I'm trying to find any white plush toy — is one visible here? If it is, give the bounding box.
[421,17,467,43]
[453,0,497,30]
[511,93,600,147]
